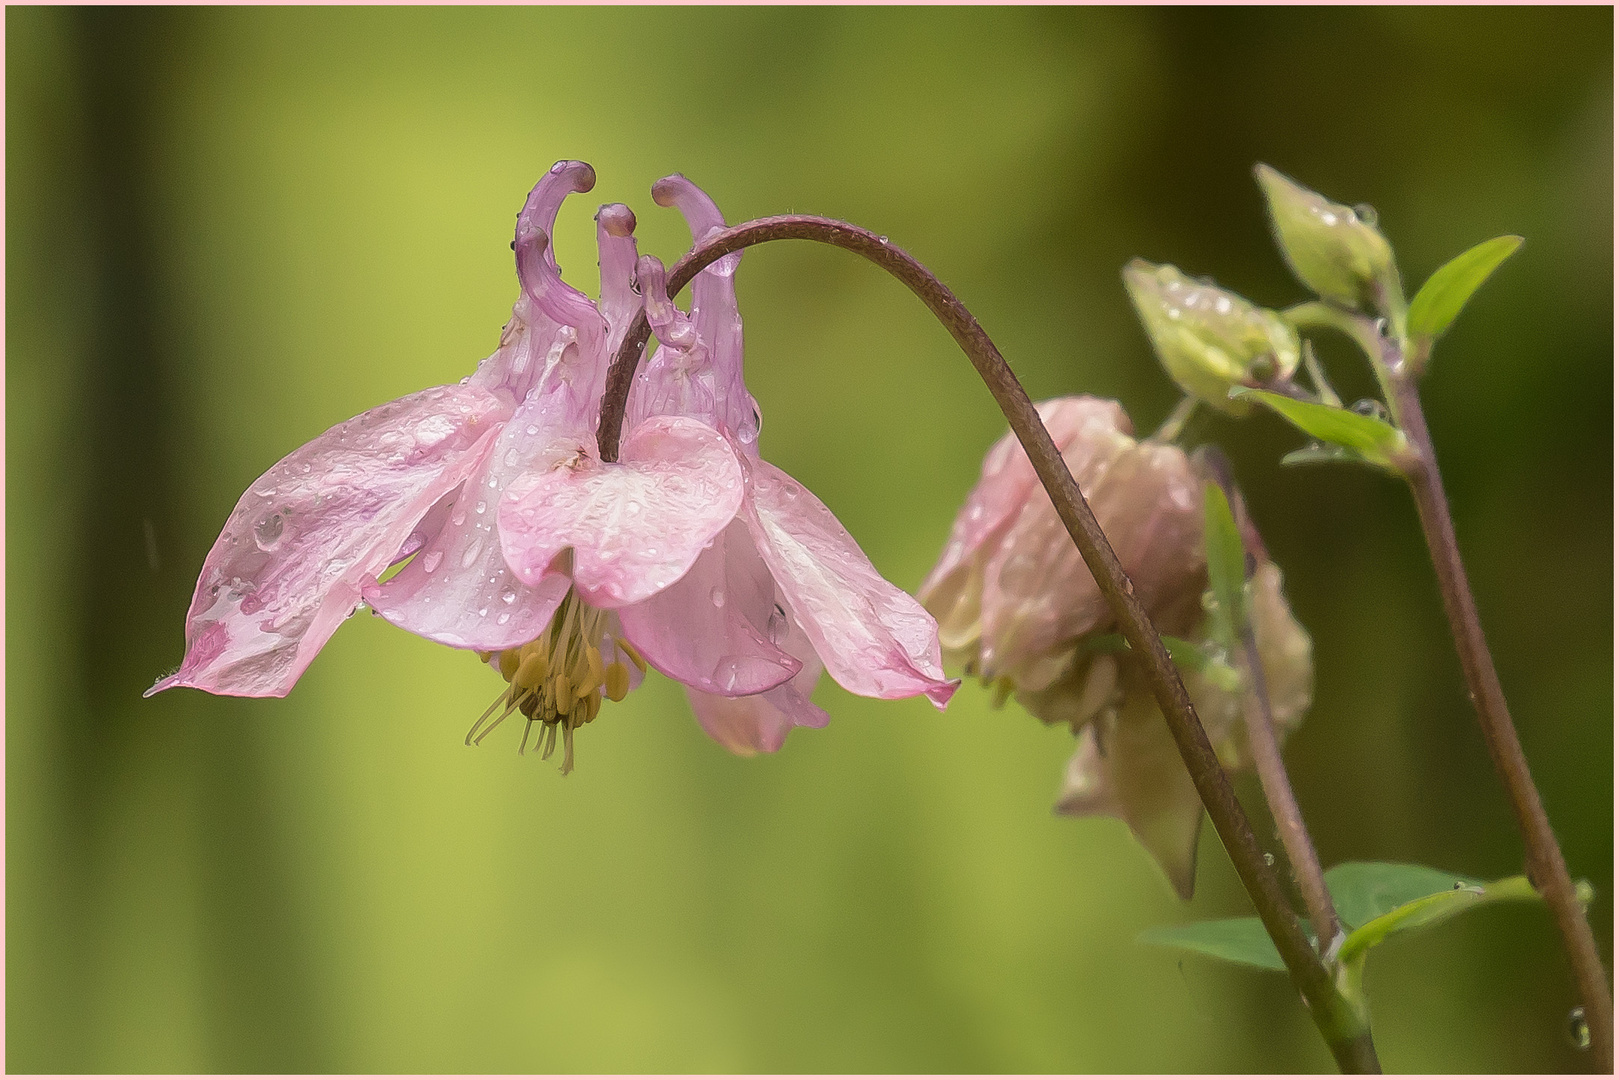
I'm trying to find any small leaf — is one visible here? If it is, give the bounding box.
[1231,388,1408,471]
[1280,444,1366,468]
[1337,875,1541,968]
[1324,861,1482,929]
[1406,235,1522,340]
[1202,483,1246,650]
[1139,918,1289,971]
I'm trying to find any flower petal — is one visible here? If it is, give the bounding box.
[148,383,510,697]
[594,202,642,352]
[497,415,744,608]
[363,386,593,650]
[740,458,957,708]
[617,520,800,696]
[685,603,828,755]
[919,397,1133,655]
[1055,696,1205,900]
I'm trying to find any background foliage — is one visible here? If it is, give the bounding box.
[7,7,1611,1072]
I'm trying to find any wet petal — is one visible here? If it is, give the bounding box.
[919,396,1132,610]
[685,605,828,755]
[363,385,591,650]
[514,160,604,339]
[741,458,957,708]
[497,415,744,607]
[618,521,800,696]
[148,383,510,697]
[595,202,642,351]
[1055,696,1205,900]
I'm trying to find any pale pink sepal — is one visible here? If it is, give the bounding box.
[617,521,801,697]
[147,383,510,698]
[685,602,828,755]
[740,457,957,709]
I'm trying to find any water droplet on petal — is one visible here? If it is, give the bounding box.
[501,590,517,604]
[1353,202,1378,226]
[421,550,444,574]
[452,511,467,526]
[526,425,539,436]
[462,540,484,569]
[626,500,641,515]
[1351,398,1390,423]
[710,587,725,607]
[478,607,488,617]
[475,501,488,515]
[497,612,511,625]
[253,513,286,551]
[1263,852,1276,866]
[504,449,520,467]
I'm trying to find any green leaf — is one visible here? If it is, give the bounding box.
[1139,918,1289,971]
[1202,483,1246,650]
[1280,444,1363,468]
[1230,388,1408,472]
[1406,235,1522,340]
[1323,861,1484,929]
[1337,875,1541,970]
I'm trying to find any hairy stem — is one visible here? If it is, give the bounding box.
[1385,368,1613,1071]
[599,215,1379,1073]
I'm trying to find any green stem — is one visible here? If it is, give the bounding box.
[598,216,1380,1073]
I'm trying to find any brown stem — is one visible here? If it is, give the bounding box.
[1240,628,1341,952]
[1386,369,1613,1071]
[600,215,1379,1073]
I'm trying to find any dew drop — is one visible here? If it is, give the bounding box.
[462,540,484,569]
[502,590,517,605]
[1320,211,1339,226]
[710,587,725,607]
[766,603,788,645]
[878,235,889,244]
[504,449,520,467]
[626,500,641,515]
[1568,1007,1591,1050]
[526,425,539,436]
[1350,398,1390,423]
[253,513,286,551]
[1263,852,1276,867]
[497,611,511,625]
[421,550,444,574]
[1353,203,1378,226]
[478,607,488,617]
[475,501,488,515]
[452,512,467,527]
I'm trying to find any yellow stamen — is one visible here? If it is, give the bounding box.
[616,636,648,674]
[553,670,575,713]
[604,661,630,702]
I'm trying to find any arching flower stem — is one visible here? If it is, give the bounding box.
[598,215,1380,1074]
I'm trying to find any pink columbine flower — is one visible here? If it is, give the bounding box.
[153,162,954,769]
[495,173,958,755]
[919,396,1311,897]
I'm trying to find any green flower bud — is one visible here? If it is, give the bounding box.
[1254,163,1402,314]
[1122,259,1301,417]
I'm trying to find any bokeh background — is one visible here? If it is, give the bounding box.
[7,6,1612,1073]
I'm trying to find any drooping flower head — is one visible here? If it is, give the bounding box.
[496,173,958,755]
[920,396,1312,897]
[153,162,955,769]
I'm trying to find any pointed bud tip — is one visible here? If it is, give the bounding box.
[596,203,637,237]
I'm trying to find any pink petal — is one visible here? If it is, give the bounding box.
[148,383,510,698]
[685,602,828,755]
[497,415,744,608]
[363,388,594,651]
[594,203,642,352]
[740,458,957,709]
[919,396,1132,605]
[617,521,800,697]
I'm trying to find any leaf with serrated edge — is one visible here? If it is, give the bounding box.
[1231,388,1406,471]
[1407,235,1522,340]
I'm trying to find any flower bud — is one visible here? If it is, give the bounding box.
[1254,163,1401,314]
[1123,260,1301,416]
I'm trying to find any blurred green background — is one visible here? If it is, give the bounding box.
[7,6,1611,1073]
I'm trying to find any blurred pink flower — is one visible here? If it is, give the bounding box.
[920,396,1311,897]
[498,174,958,755]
